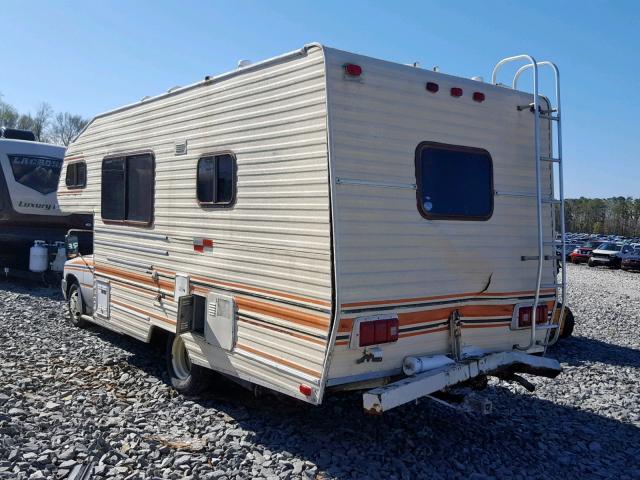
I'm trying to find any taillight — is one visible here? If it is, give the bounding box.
[518,305,548,328]
[344,63,362,77]
[450,87,463,97]
[359,318,399,347]
[472,92,485,102]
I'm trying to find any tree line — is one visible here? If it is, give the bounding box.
[0,93,89,146]
[565,197,640,236]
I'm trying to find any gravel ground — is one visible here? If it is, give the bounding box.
[1,264,639,480]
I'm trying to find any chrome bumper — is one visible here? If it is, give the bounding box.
[363,351,561,414]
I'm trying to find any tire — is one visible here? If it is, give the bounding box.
[559,307,575,339]
[588,259,595,267]
[166,334,211,395]
[67,283,87,328]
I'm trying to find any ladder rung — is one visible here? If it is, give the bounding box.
[535,324,560,331]
[540,114,560,121]
[542,198,562,205]
[540,156,561,163]
[521,255,561,261]
[543,240,563,246]
[540,283,562,289]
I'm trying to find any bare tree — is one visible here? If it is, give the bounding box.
[32,102,53,142]
[0,94,19,128]
[51,112,89,146]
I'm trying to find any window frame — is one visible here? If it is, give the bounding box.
[414,141,494,221]
[101,150,155,227]
[65,161,87,189]
[196,152,237,208]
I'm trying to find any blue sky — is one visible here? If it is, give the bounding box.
[2,0,638,197]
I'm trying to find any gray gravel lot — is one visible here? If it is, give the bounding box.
[1,264,639,480]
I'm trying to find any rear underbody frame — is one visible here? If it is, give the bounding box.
[363,351,561,414]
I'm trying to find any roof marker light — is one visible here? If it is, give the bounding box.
[344,63,362,77]
[426,82,439,93]
[473,92,486,103]
[450,87,463,97]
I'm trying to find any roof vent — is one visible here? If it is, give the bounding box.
[237,59,252,69]
[471,76,484,82]
[0,127,36,141]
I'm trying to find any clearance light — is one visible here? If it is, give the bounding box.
[299,384,312,396]
[473,92,486,102]
[450,87,463,97]
[426,82,439,93]
[518,305,548,328]
[344,63,362,77]
[359,318,399,347]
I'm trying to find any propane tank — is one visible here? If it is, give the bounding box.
[51,242,66,272]
[29,241,48,273]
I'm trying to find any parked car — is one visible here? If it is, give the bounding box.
[588,243,633,268]
[621,247,640,271]
[569,241,602,264]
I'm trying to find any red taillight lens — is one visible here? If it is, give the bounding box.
[473,92,485,102]
[299,384,312,396]
[359,318,399,347]
[344,63,362,77]
[426,82,439,93]
[450,87,463,97]
[518,305,548,328]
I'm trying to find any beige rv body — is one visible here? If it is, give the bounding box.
[59,44,557,405]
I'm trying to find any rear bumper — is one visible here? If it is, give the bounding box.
[363,351,561,414]
[569,253,589,262]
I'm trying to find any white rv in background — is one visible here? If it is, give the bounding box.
[58,44,570,413]
[0,128,91,276]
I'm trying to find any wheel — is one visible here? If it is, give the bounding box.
[588,259,595,267]
[166,334,211,395]
[559,307,575,339]
[67,282,87,328]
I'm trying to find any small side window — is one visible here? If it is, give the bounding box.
[65,161,87,189]
[415,142,493,221]
[197,153,236,206]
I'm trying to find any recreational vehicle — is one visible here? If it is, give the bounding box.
[0,129,91,276]
[58,44,570,413]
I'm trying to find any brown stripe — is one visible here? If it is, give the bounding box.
[237,343,321,378]
[239,318,326,346]
[111,299,175,326]
[96,264,174,291]
[342,289,556,308]
[235,297,329,330]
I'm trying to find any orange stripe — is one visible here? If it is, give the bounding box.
[237,343,321,378]
[239,318,325,346]
[162,269,330,307]
[96,264,174,291]
[111,299,175,326]
[342,289,556,308]
[111,279,166,299]
[399,326,449,338]
[235,297,329,330]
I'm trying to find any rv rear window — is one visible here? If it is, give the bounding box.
[65,161,86,189]
[415,142,493,220]
[197,154,236,206]
[101,153,154,225]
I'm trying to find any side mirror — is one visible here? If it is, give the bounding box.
[65,234,79,259]
[65,229,94,259]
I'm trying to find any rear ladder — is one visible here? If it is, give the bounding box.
[492,56,566,351]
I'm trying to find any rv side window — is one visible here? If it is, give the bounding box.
[415,142,493,220]
[65,161,87,189]
[101,153,154,225]
[197,154,236,206]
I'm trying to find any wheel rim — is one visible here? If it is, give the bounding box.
[69,289,82,320]
[171,336,192,380]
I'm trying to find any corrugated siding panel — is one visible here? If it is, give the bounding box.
[58,46,332,401]
[324,48,556,380]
